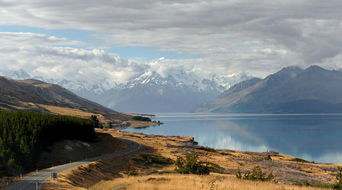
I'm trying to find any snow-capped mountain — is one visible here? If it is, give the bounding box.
[0,69,31,80]
[0,68,251,113]
[77,71,250,113]
[99,71,222,113]
[127,70,223,92]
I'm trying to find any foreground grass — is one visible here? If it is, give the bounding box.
[91,174,328,190]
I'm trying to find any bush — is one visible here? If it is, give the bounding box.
[133,154,174,165]
[125,170,138,176]
[236,166,274,181]
[175,152,210,175]
[335,167,342,189]
[90,115,101,128]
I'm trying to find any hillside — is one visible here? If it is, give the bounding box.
[0,110,95,177]
[0,76,129,120]
[198,66,342,113]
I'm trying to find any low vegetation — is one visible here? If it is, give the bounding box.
[334,167,342,189]
[90,115,102,128]
[235,166,274,181]
[290,157,311,163]
[175,152,212,175]
[133,154,174,166]
[0,110,95,177]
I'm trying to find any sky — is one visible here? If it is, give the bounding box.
[1,0,342,85]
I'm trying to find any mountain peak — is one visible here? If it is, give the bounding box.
[199,66,342,113]
[275,66,303,76]
[264,66,303,86]
[305,65,326,72]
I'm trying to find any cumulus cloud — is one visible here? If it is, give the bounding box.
[0,32,210,91]
[0,32,147,88]
[1,0,342,77]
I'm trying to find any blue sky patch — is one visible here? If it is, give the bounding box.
[0,25,196,61]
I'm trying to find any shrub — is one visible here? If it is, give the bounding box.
[175,152,210,175]
[126,170,138,176]
[236,166,274,181]
[334,167,342,189]
[290,158,310,163]
[90,115,101,128]
[106,121,113,128]
[133,154,174,165]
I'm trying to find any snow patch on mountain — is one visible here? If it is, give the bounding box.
[0,68,252,112]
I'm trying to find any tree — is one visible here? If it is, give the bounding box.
[90,115,101,128]
[107,121,113,128]
[0,110,95,176]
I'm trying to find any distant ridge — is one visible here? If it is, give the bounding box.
[0,76,129,120]
[197,65,342,113]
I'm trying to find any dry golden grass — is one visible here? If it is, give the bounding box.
[38,104,106,121]
[91,174,328,190]
[6,101,156,129]
[106,130,341,184]
[42,129,342,190]
[38,104,154,127]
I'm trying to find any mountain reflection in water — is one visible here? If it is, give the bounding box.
[123,114,342,163]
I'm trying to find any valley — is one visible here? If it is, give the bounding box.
[1,66,342,190]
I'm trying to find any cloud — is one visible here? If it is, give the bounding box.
[1,0,342,77]
[0,32,215,92]
[0,32,147,88]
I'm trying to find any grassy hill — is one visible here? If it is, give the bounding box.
[0,76,130,121]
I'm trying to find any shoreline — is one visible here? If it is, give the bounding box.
[118,129,339,165]
[121,125,339,165]
[42,129,342,189]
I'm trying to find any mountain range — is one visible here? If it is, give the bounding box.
[197,65,342,113]
[2,65,342,114]
[0,69,250,113]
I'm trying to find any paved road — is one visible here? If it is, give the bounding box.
[6,138,141,190]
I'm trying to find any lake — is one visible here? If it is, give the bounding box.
[123,113,342,163]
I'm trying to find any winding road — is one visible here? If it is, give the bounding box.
[6,138,141,190]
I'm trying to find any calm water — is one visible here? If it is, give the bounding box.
[123,113,342,163]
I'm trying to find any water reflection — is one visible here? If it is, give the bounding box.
[123,114,342,163]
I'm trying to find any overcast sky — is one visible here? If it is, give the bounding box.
[1,0,342,83]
